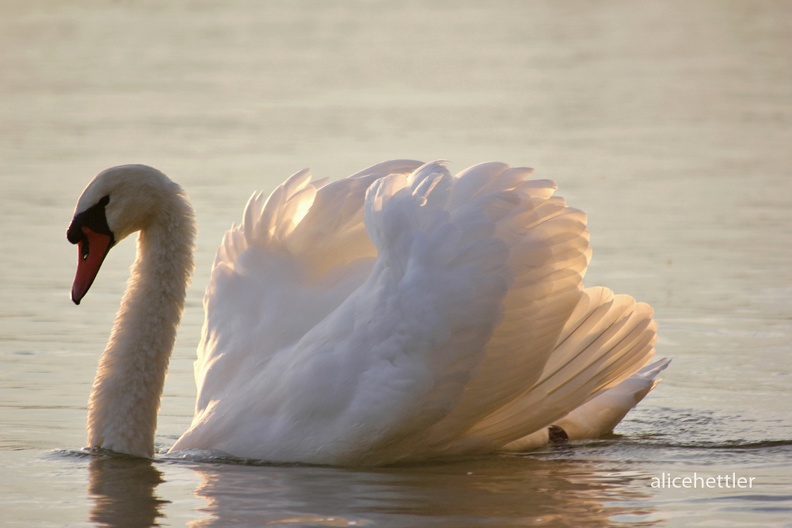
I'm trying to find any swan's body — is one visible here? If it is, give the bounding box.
[68,160,666,465]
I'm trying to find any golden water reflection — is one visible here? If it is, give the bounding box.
[189,455,655,527]
[86,452,657,527]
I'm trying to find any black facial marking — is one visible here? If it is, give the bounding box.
[67,195,115,247]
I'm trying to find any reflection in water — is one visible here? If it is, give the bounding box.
[88,455,168,528]
[184,454,657,527]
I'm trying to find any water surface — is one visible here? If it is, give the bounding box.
[1,1,791,526]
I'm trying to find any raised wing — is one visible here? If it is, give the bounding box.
[173,160,659,464]
[191,160,423,415]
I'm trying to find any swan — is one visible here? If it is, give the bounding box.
[67,160,668,465]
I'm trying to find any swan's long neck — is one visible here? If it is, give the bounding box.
[87,190,195,458]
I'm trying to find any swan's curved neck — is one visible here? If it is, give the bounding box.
[87,192,195,457]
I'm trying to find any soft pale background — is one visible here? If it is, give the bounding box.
[1,1,790,526]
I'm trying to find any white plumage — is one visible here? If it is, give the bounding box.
[69,160,666,465]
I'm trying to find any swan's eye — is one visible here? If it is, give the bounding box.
[99,195,110,207]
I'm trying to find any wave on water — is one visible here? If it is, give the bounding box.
[47,405,791,468]
[47,446,309,468]
[613,405,792,451]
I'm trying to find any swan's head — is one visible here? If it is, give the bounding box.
[67,164,178,305]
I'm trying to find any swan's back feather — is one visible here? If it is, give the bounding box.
[408,165,592,453]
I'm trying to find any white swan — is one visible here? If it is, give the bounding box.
[67,160,667,465]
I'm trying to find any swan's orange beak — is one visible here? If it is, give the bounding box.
[70,227,114,305]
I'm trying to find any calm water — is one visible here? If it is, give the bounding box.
[2,1,791,526]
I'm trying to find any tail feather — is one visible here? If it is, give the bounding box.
[502,357,670,451]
